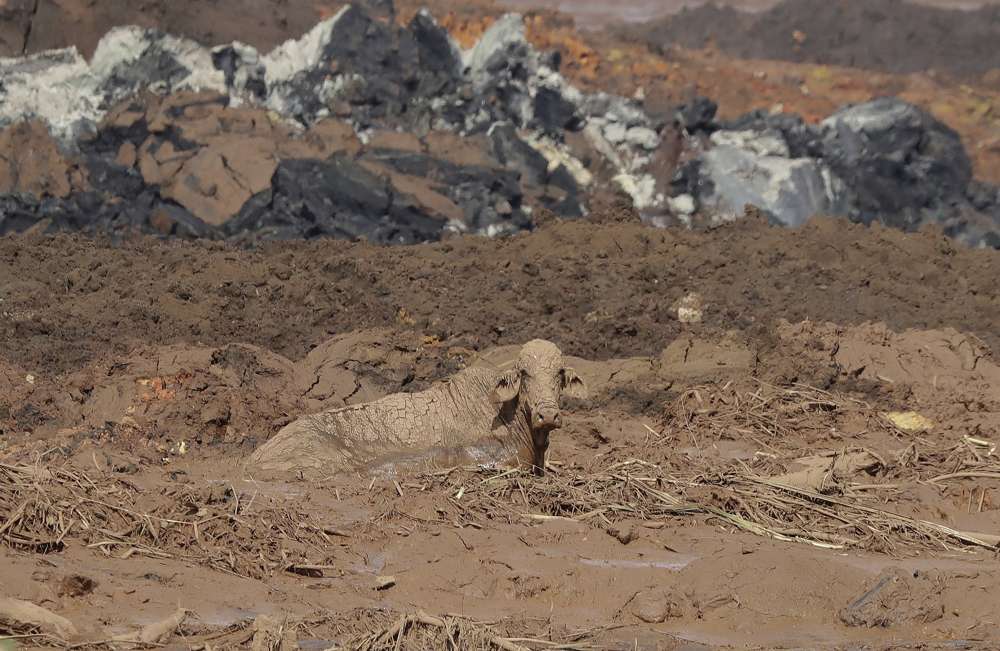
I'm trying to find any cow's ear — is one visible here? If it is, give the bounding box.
[493,369,521,403]
[561,367,587,399]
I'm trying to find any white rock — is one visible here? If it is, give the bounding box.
[525,134,593,187]
[625,126,659,150]
[604,122,627,145]
[613,173,660,210]
[463,13,526,89]
[667,194,696,216]
[0,48,98,141]
[699,144,848,227]
[709,129,790,157]
[672,293,704,324]
[262,8,346,86]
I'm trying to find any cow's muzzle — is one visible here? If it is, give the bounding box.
[533,406,562,429]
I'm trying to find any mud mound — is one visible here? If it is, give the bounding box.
[2,315,1000,648]
[2,217,999,383]
[629,0,1000,78]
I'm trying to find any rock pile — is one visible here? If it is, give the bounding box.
[0,1,997,248]
[0,2,665,243]
[667,97,1000,248]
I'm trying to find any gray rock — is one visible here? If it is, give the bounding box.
[819,97,972,230]
[625,126,659,150]
[603,122,627,145]
[699,144,848,227]
[710,128,789,157]
[671,96,1000,247]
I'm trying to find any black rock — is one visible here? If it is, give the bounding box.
[720,109,823,158]
[674,96,718,133]
[488,122,583,216]
[367,148,532,232]
[533,87,581,134]
[821,98,973,230]
[99,33,192,99]
[225,155,445,245]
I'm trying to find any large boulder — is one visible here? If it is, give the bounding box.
[668,97,1000,247]
[819,97,973,230]
[224,155,445,244]
[696,129,848,227]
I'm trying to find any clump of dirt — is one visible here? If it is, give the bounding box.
[839,568,946,628]
[628,0,1000,78]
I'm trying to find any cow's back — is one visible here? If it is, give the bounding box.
[246,365,505,477]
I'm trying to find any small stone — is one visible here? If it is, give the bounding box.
[149,207,177,235]
[671,292,704,324]
[495,200,513,216]
[332,101,353,118]
[25,374,35,385]
[609,524,635,545]
[603,122,627,145]
[667,194,696,216]
[630,589,684,623]
[115,142,137,168]
[625,126,659,150]
[375,575,396,590]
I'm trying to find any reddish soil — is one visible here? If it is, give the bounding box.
[3,216,1000,649]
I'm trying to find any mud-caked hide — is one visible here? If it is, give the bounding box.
[246,339,586,478]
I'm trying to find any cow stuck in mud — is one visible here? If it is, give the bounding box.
[247,339,586,478]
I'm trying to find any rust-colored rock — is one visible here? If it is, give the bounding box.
[115,142,138,168]
[367,130,423,153]
[113,93,363,226]
[0,120,83,198]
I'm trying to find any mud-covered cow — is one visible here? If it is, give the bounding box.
[247,339,586,477]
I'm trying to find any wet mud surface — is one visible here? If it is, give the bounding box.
[3,214,999,378]
[3,217,1000,649]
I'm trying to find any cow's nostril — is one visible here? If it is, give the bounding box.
[535,409,561,427]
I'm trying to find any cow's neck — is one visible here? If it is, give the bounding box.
[495,396,534,468]
[445,368,535,468]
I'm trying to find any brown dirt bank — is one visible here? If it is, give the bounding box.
[623,0,1000,78]
[2,214,998,378]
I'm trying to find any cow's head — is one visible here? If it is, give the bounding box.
[492,339,587,475]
